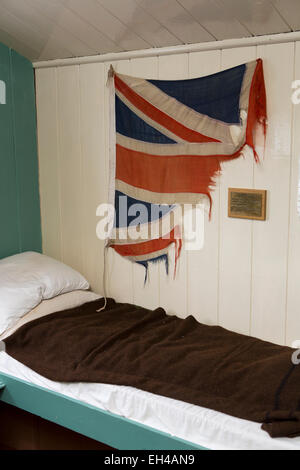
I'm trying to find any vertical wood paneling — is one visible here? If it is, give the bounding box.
[36,40,299,346]
[79,63,106,293]
[0,42,19,258]
[56,65,84,274]
[0,43,41,259]
[187,50,221,325]
[251,43,294,345]
[218,46,257,335]
[36,67,62,260]
[284,41,300,347]
[11,50,41,252]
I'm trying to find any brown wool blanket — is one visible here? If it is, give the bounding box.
[4,298,300,439]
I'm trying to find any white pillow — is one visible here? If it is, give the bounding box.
[0,251,89,334]
[0,290,101,340]
[0,278,42,335]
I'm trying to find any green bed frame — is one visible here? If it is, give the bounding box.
[0,372,206,450]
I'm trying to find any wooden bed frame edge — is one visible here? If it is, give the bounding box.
[0,372,206,451]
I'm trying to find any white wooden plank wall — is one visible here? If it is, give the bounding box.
[35,40,300,346]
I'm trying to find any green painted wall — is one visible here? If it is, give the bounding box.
[0,42,41,259]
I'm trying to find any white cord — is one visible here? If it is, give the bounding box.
[97,243,108,312]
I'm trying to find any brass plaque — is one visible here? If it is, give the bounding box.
[228,188,266,221]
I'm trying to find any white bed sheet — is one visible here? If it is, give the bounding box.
[0,297,299,450]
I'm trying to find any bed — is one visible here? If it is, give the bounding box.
[0,252,300,451]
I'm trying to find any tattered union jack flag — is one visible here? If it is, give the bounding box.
[107,59,267,281]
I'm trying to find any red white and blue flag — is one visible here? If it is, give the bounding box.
[107,59,267,280]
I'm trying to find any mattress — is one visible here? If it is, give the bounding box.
[0,292,299,450]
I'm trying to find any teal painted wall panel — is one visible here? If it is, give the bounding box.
[0,43,41,259]
[0,43,20,257]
